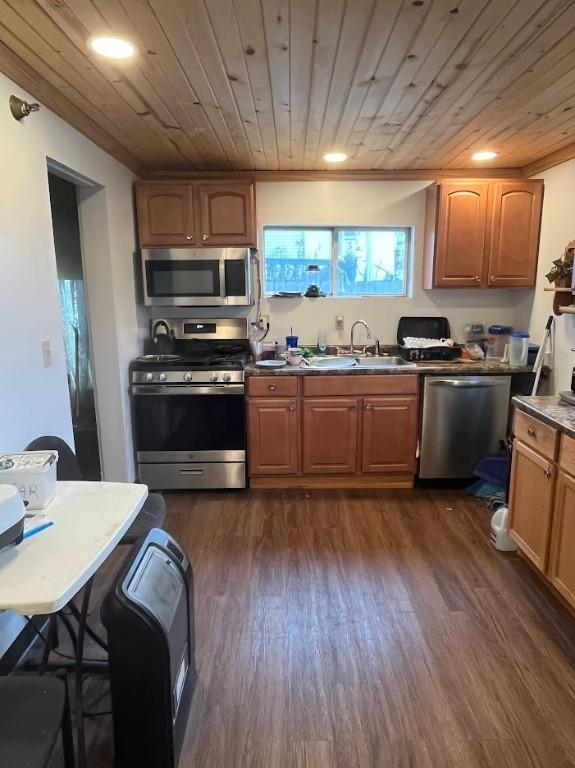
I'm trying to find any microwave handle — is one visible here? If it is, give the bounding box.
[219,258,226,299]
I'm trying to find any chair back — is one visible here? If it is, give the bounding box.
[25,436,83,481]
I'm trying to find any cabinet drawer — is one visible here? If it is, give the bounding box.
[247,376,298,397]
[514,410,558,460]
[303,375,418,397]
[559,433,575,476]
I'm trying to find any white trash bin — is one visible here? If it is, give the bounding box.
[490,505,518,552]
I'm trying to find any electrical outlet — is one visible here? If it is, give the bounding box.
[335,315,344,331]
[41,339,52,367]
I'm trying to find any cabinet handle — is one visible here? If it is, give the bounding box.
[490,274,496,282]
[289,404,296,411]
[202,233,208,241]
[186,234,193,241]
[268,385,276,391]
[527,427,536,438]
[474,275,481,283]
[365,403,372,410]
[544,466,552,479]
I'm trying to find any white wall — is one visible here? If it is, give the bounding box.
[256,182,532,347]
[0,72,140,481]
[528,160,575,392]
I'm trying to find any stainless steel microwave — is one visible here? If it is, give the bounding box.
[141,247,253,307]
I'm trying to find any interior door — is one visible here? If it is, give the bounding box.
[136,183,195,247]
[302,398,358,474]
[434,182,489,287]
[362,396,418,473]
[508,440,556,572]
[487,181,543,287]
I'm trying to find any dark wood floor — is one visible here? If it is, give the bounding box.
[67,489,575,767]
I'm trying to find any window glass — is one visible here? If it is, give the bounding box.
[263,227,409,297]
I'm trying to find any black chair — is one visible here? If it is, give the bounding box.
[25,436,166,544]
[0,676,75,767]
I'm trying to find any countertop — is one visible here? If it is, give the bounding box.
[246,360,532,376]
[512,395,575,439]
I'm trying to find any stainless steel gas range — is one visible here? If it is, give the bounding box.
[130,318,249,490]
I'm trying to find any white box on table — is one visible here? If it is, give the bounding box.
[0,451,58,509]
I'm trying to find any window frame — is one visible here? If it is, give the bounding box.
[262,224,412,299]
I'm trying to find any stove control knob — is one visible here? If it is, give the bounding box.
[159,372,167,382]
[145,372,154,382]
[183,372,193,382]
[222,372,231,382]
[209,372,219,382]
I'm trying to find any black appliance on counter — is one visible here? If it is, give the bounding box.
[397,316,461,362]
[101,528,196,768]
[130,318,249,490]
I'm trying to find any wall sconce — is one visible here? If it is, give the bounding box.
[9,95,40,121]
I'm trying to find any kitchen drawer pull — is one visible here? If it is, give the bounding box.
[474,275,481,283]
[202,233,208,241]
[180,469,205,475]
[186,234,193,241]
[527,427,536,438]
[544,466,552,479]
[268,384,277,391]
[289,404,296,411]
[365,403,373,410]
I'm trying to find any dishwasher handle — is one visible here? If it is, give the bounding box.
[428,378,508,388]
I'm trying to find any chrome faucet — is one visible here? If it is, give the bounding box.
[350,320,372,355]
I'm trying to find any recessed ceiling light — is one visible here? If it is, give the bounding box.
[471,150,497,161]
[89,36,136,60]
[323,152,348,163]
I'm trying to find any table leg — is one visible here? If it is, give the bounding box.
[74,576,94,768]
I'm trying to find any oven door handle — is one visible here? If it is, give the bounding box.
[131,384,245,396]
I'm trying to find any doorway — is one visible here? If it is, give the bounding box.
[48,173,101,480]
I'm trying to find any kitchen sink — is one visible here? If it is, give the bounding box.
[304,356,357,369]
[355,356,415,368]
[303,355,415,370]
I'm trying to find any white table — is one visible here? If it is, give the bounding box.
[0,481,148,615]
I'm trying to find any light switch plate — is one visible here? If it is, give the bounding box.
[335,315,344,330]
[41,339,52,367]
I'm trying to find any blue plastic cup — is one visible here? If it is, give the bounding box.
[286,335,298,348]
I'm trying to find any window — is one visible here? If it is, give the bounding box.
[263,226,410,297]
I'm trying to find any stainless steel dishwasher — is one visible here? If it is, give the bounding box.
[419,375,511,479]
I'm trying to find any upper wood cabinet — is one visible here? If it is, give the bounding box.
[362,396,418,473]
[136,183,195,247]
[424,179,543,289]
[487,181,544,287]
[136,180,256,248]
[197,183,256,246]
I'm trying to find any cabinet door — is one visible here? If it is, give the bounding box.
[434,182,489,287]
[247,398,298,475]
[303,398,358,474]
[487,181,543,287]
[197,182,256,246]
[362,396,418,473]
[508,440,556,572]
[548,471,575,608]
[136,183,195,247]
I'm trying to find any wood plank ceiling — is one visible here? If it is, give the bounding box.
[0,0,574,176]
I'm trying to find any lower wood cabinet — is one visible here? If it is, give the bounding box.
[509,416,575,612]
[247,398,298,475]
[508,440,556,572]
[246,374,419,488]
[548,470,575,606]
[362,396,418,473]
[302,398,359,474]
